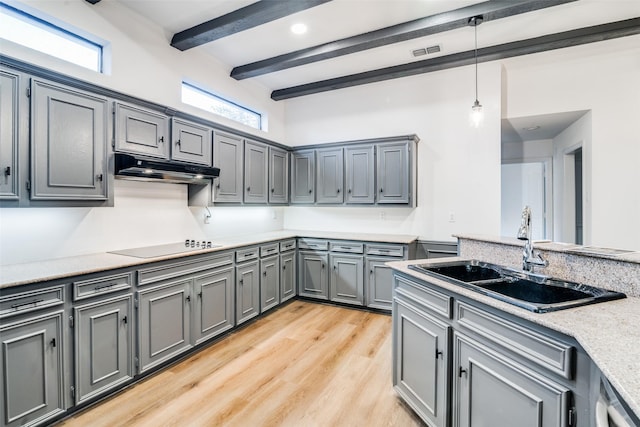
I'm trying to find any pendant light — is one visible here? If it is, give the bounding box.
[469,15,483,128]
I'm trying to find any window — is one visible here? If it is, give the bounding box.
[182,82,263,130]
[0,2,103,72]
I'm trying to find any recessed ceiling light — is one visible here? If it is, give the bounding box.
[524,125,541,131]
[290,23,307,35]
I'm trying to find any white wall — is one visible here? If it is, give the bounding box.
[284,63,503,242]
[503,36,640,250]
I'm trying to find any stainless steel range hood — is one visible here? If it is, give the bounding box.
[114,153,220,184]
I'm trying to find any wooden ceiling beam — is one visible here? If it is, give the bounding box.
[171,0,333,51]
[271,18,640,100]
[232,0,577,80]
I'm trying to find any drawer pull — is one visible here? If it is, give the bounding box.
[378,249,390,253]
[11,299,44,310]
[94,283,115,291]
[340,246,352,250]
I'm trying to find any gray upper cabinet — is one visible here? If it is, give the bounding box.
[1,311,66,427]
[377,141,410,204]
[316,147,343,204]
[74,294,134,405]
[290,150,315,204]
[213,132,243,203]
[345,145,374,204]
[268,146,288,204]
[0,70,19,200]
[170,118,212,166]
[244,140,268,204]
[114,102,169,159]
[31,79,108,201]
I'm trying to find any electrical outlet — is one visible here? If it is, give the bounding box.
[448,211,456,223]
[204,214,210,224]
[380,211,386,221]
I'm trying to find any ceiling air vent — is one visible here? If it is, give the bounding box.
[412,44,441,57]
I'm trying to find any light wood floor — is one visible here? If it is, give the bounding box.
[58,300,425,427]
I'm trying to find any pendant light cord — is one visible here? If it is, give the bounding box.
[474,20,478,102]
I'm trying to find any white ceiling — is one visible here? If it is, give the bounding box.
[116,0,640,92]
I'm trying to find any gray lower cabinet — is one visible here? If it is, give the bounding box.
[74,294,134,404]
[137,278,192,373]
[345,145,374,204]
[280,250,296,303]
[213,132,243,203]
[316,147,344,204]
[236,260,260,325]
[298,250,329,300]
[366,258,395,310]
[244,140,268,203]
[260,255,280,312]
[329,253,364,305]
[393,297,450,427]
[193,267,235,345]
[290,150,315,203]
[453,332,570,427]
[114,102,169,159]
[170,118,212,166]
[377,141,410,204]
[0,69,19,200]
[31,79,108,201]
[0,310,65,427]
[268,146,288,204]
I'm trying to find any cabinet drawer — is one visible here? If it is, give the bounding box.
[330,241,364,254]
[0,285,65,319]
[260,243,279,257]
[366,243,404,257]
[298,238,329,251]
[236,247,259,263]
[73,272,133,301]
[394,275,452,319]
[139,252,233,285]
[279,239,296,252]
[456,301,574,379]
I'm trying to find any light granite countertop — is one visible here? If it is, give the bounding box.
[388,258,640,420]
[0,230,418,289]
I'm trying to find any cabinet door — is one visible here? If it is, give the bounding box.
[290,150,315,203]
[31,79,108,200]
[329,254,364,305]
[298,251,329,300]
[345,145,374,204]
[260,255,280,312]
[170,118,212,166]
[268,146,288,204]
[74,295,133,404]
[377,141,409,204]
[114,102,169,159]
[366,258,394,310]
[280,251,296,303]
[316,147,344,204]
[0,70,19,200]
[137,279,192,373]
[0,311,65,427]
[193,267,234,345]
[236,261,260,325]
[453,332,570,427]
[213,132,243,203]
[244,140,268,203]
[393,298,450,427]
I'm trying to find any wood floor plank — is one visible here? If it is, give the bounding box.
[57,300,425,427]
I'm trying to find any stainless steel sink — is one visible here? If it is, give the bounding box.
[408,260,626,313]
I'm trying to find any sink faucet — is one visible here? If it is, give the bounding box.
[517,206,548,272]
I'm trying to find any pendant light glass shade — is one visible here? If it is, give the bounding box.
[469,16,483,128]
